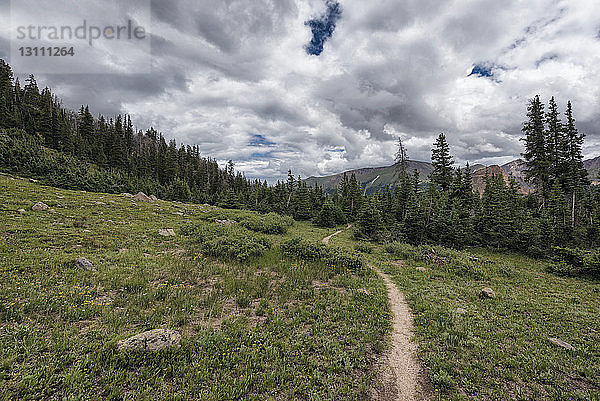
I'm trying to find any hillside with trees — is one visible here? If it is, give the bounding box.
[1,59,599,256]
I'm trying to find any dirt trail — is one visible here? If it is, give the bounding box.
[321,223,352,244]
[320,227,430,400]
[371,266,431,401]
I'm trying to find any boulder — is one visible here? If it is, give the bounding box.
[480,287,495,299]
[29,178,39,183]
[75,257,93,270]
[415,267,427,273]
[149,195,158,201]
[455,308,467,315]
[133,192,153,202]
[215,219,237,226]
[158,229,176,237]
[549,337,574,351]
[117,329,181,352]
[18,209,26,214]
[32,202,49,211]
[122,193,134,198]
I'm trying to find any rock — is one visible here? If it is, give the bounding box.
[18,209,26,214]
[549,337,575,351]
[29,178,39,183]
[455,308,467,315]
[415,267,427,272]
[149,195,158,201]
[174,212,184,216]
[49,209,56,214]
[116,329,181,352]
[480,287,495,299]
[32,202,49,211]
[122,193,134,198]
[215,219,237,226]
[133,192,153,202]
[158,229,176,237]
[75,257,93,270]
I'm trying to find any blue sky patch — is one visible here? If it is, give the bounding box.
[249,134,276,147]
[469,64,494,78]
[304,0,342,56]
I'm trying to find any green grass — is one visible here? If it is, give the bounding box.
[0,174,390,400]
[372,244,600,400]
[2,172,599,400]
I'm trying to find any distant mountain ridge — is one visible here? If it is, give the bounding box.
[305,155,600,194]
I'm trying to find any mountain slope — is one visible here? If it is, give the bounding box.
[307,156,600,193]
[305,161,433,195]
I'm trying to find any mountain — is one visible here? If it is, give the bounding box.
[584,156,600,183]
[306,156,600,194]
[305,160,433,195]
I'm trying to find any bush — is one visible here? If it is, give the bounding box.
[280,237,324,262]
[281,237,365,274]
[239,213,294,234]
[354,242,374,254]
[551,246,600,275]
[181,223,272,261]
[315,200,346,228]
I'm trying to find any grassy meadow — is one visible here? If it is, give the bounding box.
[1,172,599,400]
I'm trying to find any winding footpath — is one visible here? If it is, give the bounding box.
[321,223,352,244]
[321,225,430,400]
[371,265,430,401]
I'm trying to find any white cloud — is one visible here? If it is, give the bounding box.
[3,0,600,181]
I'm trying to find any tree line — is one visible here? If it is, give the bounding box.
[1,59,599,254]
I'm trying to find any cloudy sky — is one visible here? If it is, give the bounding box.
[1,0,600,181]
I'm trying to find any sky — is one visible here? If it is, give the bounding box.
[1,0,600,182]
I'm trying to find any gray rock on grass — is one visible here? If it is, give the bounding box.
[117,329,181,352]
[75,257,93,270]
[215,219,237,226]
[480,287,496,299]
[32,202,49,211]
[133,192,153,202]
[158,229,176,237]
[549,337,575,351]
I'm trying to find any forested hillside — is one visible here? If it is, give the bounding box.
[1,59,599,256]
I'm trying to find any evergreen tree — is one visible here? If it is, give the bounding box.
[292,178,312,220]
[430,133,454,191]
[562,101,588,227]
[522,95,549,202]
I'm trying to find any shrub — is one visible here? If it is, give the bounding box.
[354,242,374,254]
[551,246,600,275]
[181,223,272,261]
[239,213,294,234]
[281,237,365,274]
[280,237,324,262]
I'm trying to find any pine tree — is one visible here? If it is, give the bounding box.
[0,60,16,128]
[545,96,564,185]
[430,133,454,191]
[562,101,588,227]
[394,136,408,177]
[522,95,550,202]
[292,178,312,220]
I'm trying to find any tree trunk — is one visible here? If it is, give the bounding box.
[571,191,576,228]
